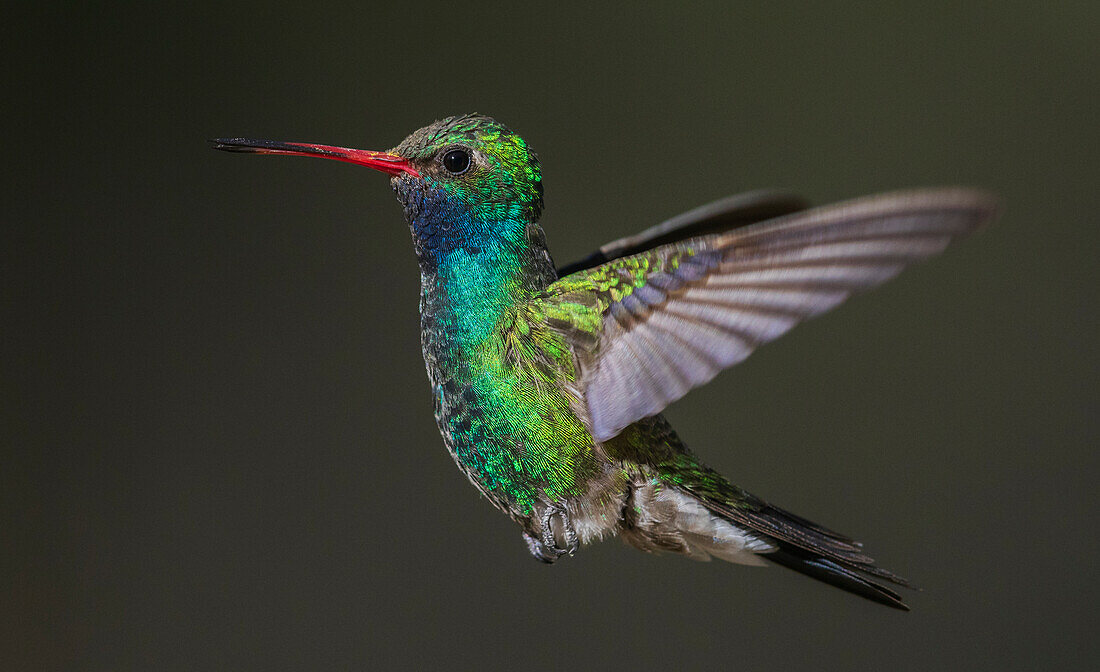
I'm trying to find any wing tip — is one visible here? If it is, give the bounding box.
[871,186,1001,226]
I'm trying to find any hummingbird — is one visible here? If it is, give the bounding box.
[212,114,996,610]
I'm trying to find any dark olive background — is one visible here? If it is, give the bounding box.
[5,2,1098,671]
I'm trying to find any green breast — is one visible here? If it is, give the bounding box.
[419,242,602,516]
[427,320,601,516]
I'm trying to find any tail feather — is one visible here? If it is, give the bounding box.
[758,503,912,586]
[617,417,915,609]
[684,486,913,608]
[765,544,910,611]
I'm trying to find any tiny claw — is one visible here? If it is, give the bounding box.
[524,533,559,563]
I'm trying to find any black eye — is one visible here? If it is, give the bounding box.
[442,148,471,174]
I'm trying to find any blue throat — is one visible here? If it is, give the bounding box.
[394,178,534,345]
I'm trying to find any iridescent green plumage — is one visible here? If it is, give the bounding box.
[389,116,602,518]
[214,114,997,609]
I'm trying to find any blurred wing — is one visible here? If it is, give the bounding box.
[532,188,998,442]
[556,190,810,275]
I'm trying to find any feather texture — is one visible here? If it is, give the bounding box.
[530,188,997,441]
[557,190,810,275]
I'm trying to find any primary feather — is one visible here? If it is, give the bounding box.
[533,189,996,441]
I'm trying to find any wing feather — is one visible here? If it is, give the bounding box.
[528,188,997,441]
[556,190,811,275]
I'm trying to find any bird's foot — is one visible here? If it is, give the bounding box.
[542,503,578,556]
[523,503,580,563]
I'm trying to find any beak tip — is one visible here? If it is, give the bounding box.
[210,138,239,152]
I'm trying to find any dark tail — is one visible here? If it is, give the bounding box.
[694,490,914,610]
[765,543,911,610]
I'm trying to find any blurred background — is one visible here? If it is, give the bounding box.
[5,2,1098,670]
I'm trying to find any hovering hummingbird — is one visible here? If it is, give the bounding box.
[212,115,996,610]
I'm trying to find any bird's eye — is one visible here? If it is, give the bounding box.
[441,148,471,175]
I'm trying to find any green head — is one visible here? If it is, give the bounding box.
[212,115,545,268]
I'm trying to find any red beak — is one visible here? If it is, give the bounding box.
[210,138,419,177]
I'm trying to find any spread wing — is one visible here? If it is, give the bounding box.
[529,188,998,442]
[556,190,810,275]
